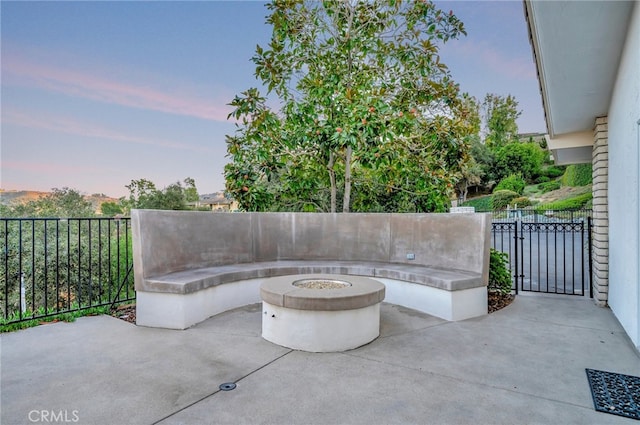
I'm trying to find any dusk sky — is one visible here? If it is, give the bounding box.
[1,1,545,199]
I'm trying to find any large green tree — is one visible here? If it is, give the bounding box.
[226,0,476,213]
[482,93,521,149]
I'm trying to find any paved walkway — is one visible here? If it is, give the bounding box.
[2,294,639,425]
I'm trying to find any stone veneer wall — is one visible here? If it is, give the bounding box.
[592,116,609,305]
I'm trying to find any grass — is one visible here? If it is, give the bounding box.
[1,305,113,333]
[460,195,492,211]
[534,192,593,211]
[523,181,561,197]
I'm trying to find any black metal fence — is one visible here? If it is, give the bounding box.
[0,210,593,325]
[491,209,592,297]
[490,207,592,223]
[1,217,134,325]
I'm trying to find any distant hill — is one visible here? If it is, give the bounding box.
[0,189,119,212]
[0,190,50,205]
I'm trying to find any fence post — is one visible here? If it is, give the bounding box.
[513,221,519,295]
[20,272,26,314]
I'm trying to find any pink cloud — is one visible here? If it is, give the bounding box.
[3,109,215,153]
[3,53,234,122]
[447,39,536,81]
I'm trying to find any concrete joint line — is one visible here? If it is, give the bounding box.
[376,320,451,341]
[151,349,293,425]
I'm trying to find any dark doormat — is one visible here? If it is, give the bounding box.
[586,368,640,420]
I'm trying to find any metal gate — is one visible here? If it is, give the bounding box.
[491,215,592,296]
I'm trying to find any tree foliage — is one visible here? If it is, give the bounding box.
[99,202,124,217]
[122,178,200,212]
[483,93,521,149]
[464,93,528,192]
[469,136,496,190]
[453,99,482,202]
[454,152,482,203]
[1,188,94,218]
[1,178,202,219]
[493,141,545,183]
[225,0,477,212]
[494,174,525,195]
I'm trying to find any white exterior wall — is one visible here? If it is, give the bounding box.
[607,3,640,349]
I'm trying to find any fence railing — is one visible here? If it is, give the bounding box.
[491,209,592,297]
[1,217,134,325]
[489,207,592,222]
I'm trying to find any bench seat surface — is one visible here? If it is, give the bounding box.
[144,260,483,295]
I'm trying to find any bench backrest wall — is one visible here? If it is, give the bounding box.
[132,210,491,287]
[252,213,392,263]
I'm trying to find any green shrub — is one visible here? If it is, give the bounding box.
[542,166,565,179]
[511,196,531,208]
[489,249,512,295]
[461,195,492,212]
[535,176,550,184]
[562,164,592,187]
[536,192,593,211]
[538,180,561,193]
[491,190,519,210]
[494,142,546,183]
[494,174,526,195]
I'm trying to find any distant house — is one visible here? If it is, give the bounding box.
[525,1,639,348]
[517,132,547,146]
[192,192,239,212]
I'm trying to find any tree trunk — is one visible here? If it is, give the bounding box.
[342,3,354,214]
[343,145,352,213]
[327,152,337,213]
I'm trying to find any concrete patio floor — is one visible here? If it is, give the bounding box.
[2,294,639,425]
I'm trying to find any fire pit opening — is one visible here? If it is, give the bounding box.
[292,278,352,289]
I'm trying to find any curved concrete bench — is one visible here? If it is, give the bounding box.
[132,210,491,329]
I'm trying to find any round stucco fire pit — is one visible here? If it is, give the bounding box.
[260,274,386,352]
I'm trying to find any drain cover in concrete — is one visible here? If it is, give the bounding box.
[586,368,640,420]
[219,383,236,391]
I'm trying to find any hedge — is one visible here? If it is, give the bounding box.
[542,166,565,179]
[491,190,519,210]
[511,196,532,208]
[562,164,592,187]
